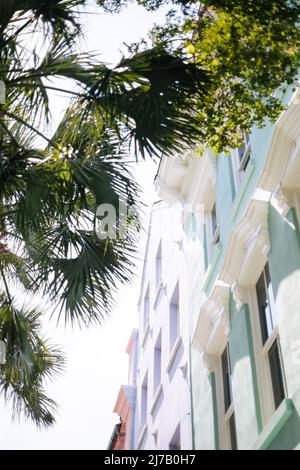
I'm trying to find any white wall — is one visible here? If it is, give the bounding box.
[133,202,193,450]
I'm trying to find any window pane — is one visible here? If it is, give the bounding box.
[211,204,218,235]
[238,141,246,162]
[256,265,276,344]
[269,338,286,409]
[265,264,277,329]
[221,346,232,412]
[229,413,238,450]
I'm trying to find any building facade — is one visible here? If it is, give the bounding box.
[155,84,300,450]
[112,84,300,450]
[112,203,194,450]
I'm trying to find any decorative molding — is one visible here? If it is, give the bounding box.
[154,153,189,205]
[153,280,164,310]
[270,186,291,219]
[174,239,183,250]
[192,282,230,357]
[166,336,182,373]
[186,149,216,212]
[259,86,300,192]
[220,194,270,287]
[141,322,150,348]
[136,424,148,450]
[150,384,163,415]
[179,361,188,380]
[113,385,136,424]
[231,282,247,312]
[154,176,186,205]
[200,351,215,375]
[151,428,158,445]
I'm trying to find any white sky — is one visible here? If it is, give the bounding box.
[0,2,166,449]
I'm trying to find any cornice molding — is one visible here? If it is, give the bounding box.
[259,87,300,192]
[192,282,230,362]
[113,385,136,423]
[154,176,186,205]
[154,152,189,205]
[220,194,270,287]
[185,148,216,212]
[270,186,292,218]
[231,282,248,312]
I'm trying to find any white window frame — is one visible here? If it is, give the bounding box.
[216,345,237,450]
[247,281,287,425]
[204,204,220,268]
[231,133,252,190]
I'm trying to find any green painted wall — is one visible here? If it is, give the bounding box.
[266,395,300,450]
[191,351,216,450]
[229,300,260,449]
[268,207,300,297]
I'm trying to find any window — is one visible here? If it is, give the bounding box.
[143,285,150,332]
[256,264,286,410]
[221,345,237,450]
[153,333,162,393]
[169,425,181,450]
[155,241,162,289]
[204,203,219,269]
[169,283,179,350]
[238,133,251,173]
[230,132,252,191]
[229,413,238,451]
[256,265,277,344]
[141,373,148,427]
[211,204,220,244]
[221,346,232,413]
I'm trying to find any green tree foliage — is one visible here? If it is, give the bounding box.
[99,0,300,152]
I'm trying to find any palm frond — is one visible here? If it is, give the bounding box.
[0,294,65,427]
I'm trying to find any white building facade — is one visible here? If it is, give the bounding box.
[133,201,194,450]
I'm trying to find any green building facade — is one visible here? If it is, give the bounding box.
[156,84,300,450]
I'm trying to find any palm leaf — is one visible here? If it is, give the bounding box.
[0,294,64,427]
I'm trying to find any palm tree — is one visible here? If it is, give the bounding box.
[0,0,209,425]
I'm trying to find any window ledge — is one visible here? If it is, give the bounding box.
[252,399,294,450]
[153,280,165,310]
[150,384,163,415]
[166,336,182,373]
[136,424,148,450]
[141,322,150,348]
[211,226,220,245]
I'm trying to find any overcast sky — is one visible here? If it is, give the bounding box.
[0,2,166,450]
